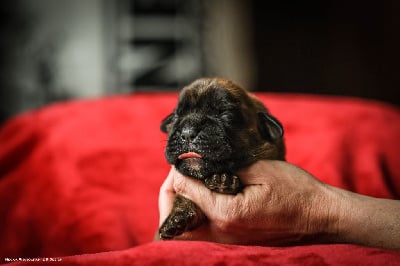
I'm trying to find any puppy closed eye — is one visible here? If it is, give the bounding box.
[220,111,233,121]
[220,109,243,125]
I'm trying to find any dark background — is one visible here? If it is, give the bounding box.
[0,0,399,124]
[252,0,399,106]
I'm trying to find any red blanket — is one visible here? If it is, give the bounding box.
[0,93,399,265]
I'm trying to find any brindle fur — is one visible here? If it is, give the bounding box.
[158,78,285,240]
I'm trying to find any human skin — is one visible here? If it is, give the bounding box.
[158,160,400,251]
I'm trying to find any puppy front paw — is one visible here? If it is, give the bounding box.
[204,173,242,194]
[158,211,190,240]
[158,194,205,240]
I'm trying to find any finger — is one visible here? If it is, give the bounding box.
[158,167,176,225]
[173,172,220,218]
[174,224,241,245]
[172,223,215,242]
[173,172,241,220]
[173,171,216,209]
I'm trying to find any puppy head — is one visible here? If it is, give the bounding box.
[161,78,285,179]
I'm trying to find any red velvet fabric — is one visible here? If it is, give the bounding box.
[0,92,399,265]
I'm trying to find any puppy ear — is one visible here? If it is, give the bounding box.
[257,112,284,142]
[160,113,174,133]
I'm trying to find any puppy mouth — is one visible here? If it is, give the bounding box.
[178,152,203,160]
[176,151,204,175]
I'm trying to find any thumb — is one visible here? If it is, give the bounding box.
[173,171,214,205]
[158,167,176,225]
[173,171,233,219]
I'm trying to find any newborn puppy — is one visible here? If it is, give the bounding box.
[158,77,285,240]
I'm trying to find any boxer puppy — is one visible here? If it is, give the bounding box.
[158,77,285,240]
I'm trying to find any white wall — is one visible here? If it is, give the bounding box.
[26,0,112,98]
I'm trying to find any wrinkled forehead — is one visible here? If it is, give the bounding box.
[177,82,241,112]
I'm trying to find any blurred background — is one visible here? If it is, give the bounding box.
[0,0,399,124]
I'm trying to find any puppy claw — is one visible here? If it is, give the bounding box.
[204,173,242,194]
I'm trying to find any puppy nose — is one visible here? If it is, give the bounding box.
[181,127,197,141]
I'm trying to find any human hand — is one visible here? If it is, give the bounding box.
[158,160,337,245]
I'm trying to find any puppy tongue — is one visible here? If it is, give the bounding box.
[178,152,202,160]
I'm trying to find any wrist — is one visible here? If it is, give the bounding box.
[330,190,400,250]
[298,183,345,244]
